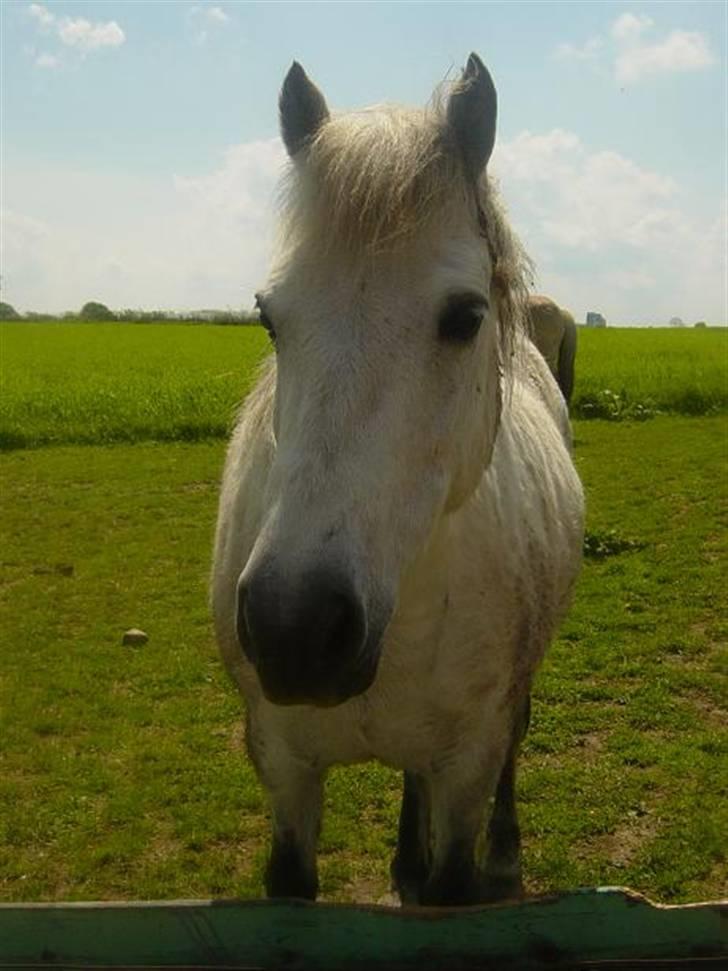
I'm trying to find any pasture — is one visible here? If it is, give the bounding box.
[0,322,726,906]
[1,321,726,449]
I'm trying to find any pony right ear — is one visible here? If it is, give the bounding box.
[279,62,330,157]
[446,53,497,180]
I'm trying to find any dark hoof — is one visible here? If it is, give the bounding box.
[391,853,428,906]
[480,872,525,903]
[265,839,318,900]
[420,871,481,907]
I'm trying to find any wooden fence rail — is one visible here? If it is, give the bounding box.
[1,887,726,970]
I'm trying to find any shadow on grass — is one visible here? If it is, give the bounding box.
[583,529,646,560]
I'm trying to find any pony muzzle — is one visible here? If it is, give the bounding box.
[236,563,378,707]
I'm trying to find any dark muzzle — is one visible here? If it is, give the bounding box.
[236,561,377,706]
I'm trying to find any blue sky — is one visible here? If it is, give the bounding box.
[2,0,726,323]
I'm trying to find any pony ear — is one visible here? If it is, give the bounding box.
[446,53,497,179]
[279,61,330,157]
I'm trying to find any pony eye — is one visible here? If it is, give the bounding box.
[260,311,276,343]
[438,294,488,343]
[255,295,276,344]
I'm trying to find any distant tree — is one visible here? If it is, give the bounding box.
[694,321,707,328]
[0,301,20,320]
[80,300,116,321]
[669,316,685,327]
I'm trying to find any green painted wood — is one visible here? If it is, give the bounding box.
[0,889,726,970]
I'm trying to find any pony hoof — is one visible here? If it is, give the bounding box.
[391,855,428,906]
[394,884,424,907]
[480,873,525,903]
[265,840,319,900]
[420,875,481,907]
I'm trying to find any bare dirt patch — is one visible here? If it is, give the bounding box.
[572,806,660,871]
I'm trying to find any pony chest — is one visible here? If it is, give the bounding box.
[356,628,514,771]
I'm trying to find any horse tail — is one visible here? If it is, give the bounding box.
[557,316,577,404]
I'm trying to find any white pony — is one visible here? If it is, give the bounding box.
[212,54,584,906]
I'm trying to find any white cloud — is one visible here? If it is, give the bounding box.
[188,4,230,25]
[603,268,658,292]
[495,130,676,251]
[27,5,125,54]
[35,52,59,69]
[186,3,230,43]
[1,209,57,306]
[615,29,714,83]
[2,208,50,248]
[57,17,125,50]
[173,139,285,217]
[492,130,726,323]
[28,3,54,28]
[554,37,602,62]
[555,12,714,86]
[611,12,653,42]
[171,139,286,299]
[2,135,724,324]
[2,141,286,314]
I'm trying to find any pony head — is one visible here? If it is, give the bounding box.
[236,55,529,707]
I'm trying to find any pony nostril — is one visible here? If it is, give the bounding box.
[237,565,370,703]
[313,591,367,668]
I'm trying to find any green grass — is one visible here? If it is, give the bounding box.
[1,417,726,904]
[0,322,271,449]
[1,322,726,449]
[572,326,728,419]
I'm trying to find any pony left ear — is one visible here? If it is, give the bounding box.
[446,53,497,179]
[279,61,330,157]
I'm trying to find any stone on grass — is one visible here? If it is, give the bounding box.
[122,628,148,646]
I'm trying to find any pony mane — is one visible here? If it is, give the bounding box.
[278,93,533,358]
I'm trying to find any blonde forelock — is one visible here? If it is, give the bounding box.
[277,97,533,358]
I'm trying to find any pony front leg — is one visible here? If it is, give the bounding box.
[481,694,531,902]
[391,771,431,904]
[421,747,506,907]
[480,749,524,902]
[420,785,483,905]
[247,716,323,900]
[265,764,323,900]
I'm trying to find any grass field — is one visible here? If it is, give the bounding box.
[1,322,726,448]
[0,322,270,449]
[0,322,726,906]
[572,326,728,420]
